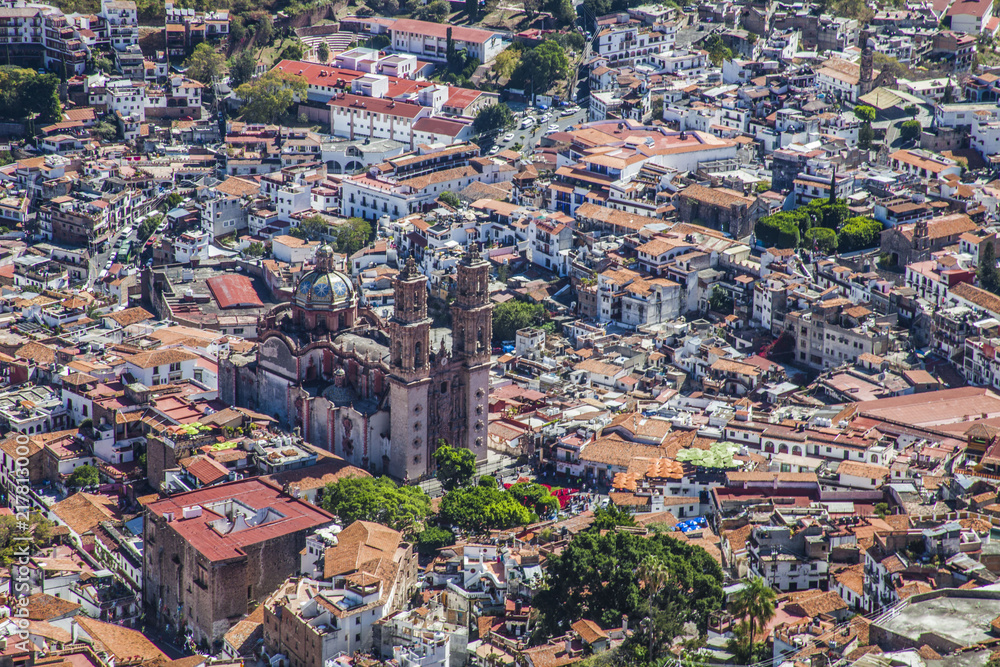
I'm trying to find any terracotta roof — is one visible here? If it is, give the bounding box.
[51,493,119,537]
[324,520,402,580]
[571,619,609,644]
[75,616,167,663]
[679,183,753,208]
[124,348,199,369]
[951,281,1000,316]
[27,593,81,621]
[105,306,154,327]
[390,18,501,44]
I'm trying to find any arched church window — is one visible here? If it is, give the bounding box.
[415,341,423,366]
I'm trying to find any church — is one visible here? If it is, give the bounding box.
[219,245,492,482]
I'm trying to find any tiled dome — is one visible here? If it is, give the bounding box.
[294,245,356,310]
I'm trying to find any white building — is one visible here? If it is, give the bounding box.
[389,19,504,64]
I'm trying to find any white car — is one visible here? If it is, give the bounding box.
[489,145,500,154]
[104,259,113,270]
[561,108,576,116]
[503,132,515,142]
[548,123,559,131]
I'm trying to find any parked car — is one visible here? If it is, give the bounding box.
[503,132,515,142]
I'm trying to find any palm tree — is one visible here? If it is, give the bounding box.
[730,576,777,646]
[637,555,670,659]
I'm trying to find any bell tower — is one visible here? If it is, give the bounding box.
[388,256,432,481]
[451,245,492,364]
[450,245,493,463]
[390,256,430,375]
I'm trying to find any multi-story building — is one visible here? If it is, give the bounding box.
[388,19,504,64]
[164,2,229,57]
[100,0,137,51]
[595,18,676,67]
[786,298,893,370]
[526,214,574,276]
[747,525,830,593]
[341,145,515,221]
[143,478,333,648]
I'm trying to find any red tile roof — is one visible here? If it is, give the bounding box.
[390,18,501,45]
[206,274,264,309]
[327,92,425,119]
[413,116,469,136]
[146,478,333,562]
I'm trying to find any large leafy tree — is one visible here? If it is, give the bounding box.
[508,482,559,516]
[184,42,225,84]
[0,513,52,566]
[331,217,373,256]
[440,477,535,532]
[492,299,545,343]
[229,51,256,88]
[473,103,515,150]
[236,70,307,123]
[0,67,61,123]
[433,443,477,491]
[532,530,724,641]
[320,476,431,535]
[511,40,569,93]
[68,464,100,488]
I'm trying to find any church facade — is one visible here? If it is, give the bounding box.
[219,245,491,481]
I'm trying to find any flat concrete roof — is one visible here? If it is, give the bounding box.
[876,587,1000,649]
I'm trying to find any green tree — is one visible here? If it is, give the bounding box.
[837,216,883,252]
[704,34,733,66]
[93,55,114,73]
[68,464,100,488]
[244,241,266,257]
[873,52,908,79]
[859,122,874,150]
[0,151,13,166]
[508,482,560,516]
[0,513,53,566]
[236,70,307,123]
[904,104,919,118]
[417,0,450,21]
[492,299,545,343]
[854,105,876,123]
[0,67,61,123]
[944,81,955,103]
[434,443,477,491]
[137,214,162,242]
[472,102,515,149]
[417,526,455,554]
[493,49,520,81]
[874,502,890,518]
[184,42,226,84]
[439,191,461,208]
[93,120,118,142]
[281,40,305,62]
[164,192,183,210]
[900,119,921,142]
[592,504,636,530]
[466,0,478,21]
[533,530,724,641]
[755,213,800,248]
[317,41,330,64]
[980,239,999,294]
[320,476,431,534]
[708,285,733,314]
[229,15,247,44]
[291,214,329,241]
[546,0,576,27]
[729,576,776,661]
[511,40,569,93]
[256,14,275,46]
[804,226,838,253]
[229,51,256,88]
[331,217,373,256]
[440,482,535,532]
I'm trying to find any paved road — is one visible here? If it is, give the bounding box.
[493,107,588,156]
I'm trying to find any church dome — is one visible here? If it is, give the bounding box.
[294,245,357,310]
